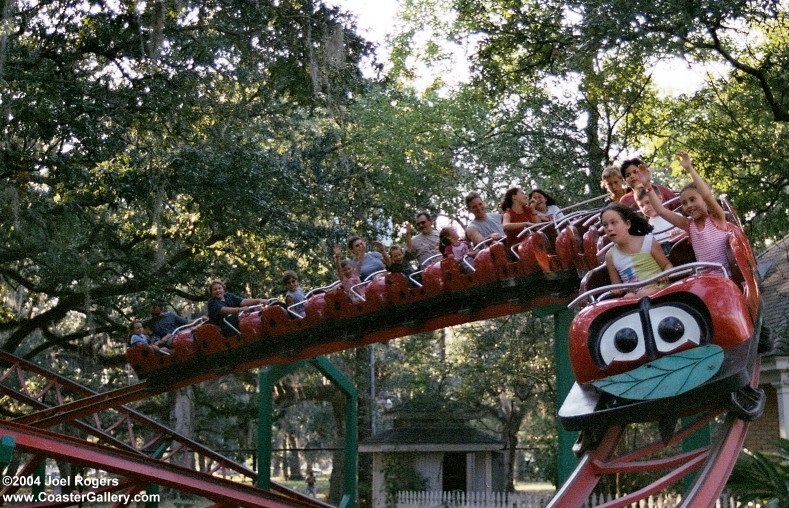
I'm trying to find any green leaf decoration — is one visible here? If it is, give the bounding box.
[592,345,724,401]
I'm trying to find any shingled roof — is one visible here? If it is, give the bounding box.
[359,396,504,453]
[359,426,504,453]
[757,234,789,355]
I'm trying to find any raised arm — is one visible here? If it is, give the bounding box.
[333,245,344,280]
[502,210,535,234]
[372,241,391,267]
[676,150,727,225]
[404,222,414,255]
[641,186,688,231]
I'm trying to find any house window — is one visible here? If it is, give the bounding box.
[442,452,466,491]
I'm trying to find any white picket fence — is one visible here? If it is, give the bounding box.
[396,491,762,508]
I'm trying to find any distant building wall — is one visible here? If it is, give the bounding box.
[744,383,781,452]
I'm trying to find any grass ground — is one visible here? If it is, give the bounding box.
[271,475,331,501]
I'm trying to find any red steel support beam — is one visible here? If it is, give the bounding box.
[0,420,303,508]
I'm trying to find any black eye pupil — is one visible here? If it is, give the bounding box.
[614,328,639,353]
[658,317,685,343]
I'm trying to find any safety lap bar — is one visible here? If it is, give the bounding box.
[347,270,388,302]
[223,302,270,335]
[408,251,476,288]
[287,281,341,318]
[554,209,592,229]
[517,220,552,239]
[568,262,729,309]
[171,316,208,336]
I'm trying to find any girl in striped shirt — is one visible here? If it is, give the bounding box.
[641,150,730,274]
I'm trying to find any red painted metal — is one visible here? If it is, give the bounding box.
[172,329,196,360]
[679,357,760,507]
[1,201,761,508]
[0,420,304,508]
[568,274,754,384]
[548,355,760,507]
[0,349,328,506]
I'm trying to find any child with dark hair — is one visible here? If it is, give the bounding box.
[129,320,171,354]
[387,244,416,277]
[619,156,677,209]
[529,188,564,220]
[333,245,365,303]
[601,203,672,297]
[499,187,537,248]
[439,226,477,271]
[283,270,306,318]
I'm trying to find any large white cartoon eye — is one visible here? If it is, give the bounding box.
[648,305,702,354]
[597,311,646,367]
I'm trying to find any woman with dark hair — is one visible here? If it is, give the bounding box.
[499,187,538,248]
[529,189,564,220]
[600,203,672,297]
[347,235,390,280]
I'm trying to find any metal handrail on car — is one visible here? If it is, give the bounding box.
[409,254,443,288]
[286,281,341,318]
[556,193,608,214]
[516,222,546,239]
[170,316,208,336]
[461,255,476,273]
[554,209,593,230]
[223,302,268,335]
[347,270,388,302]
[421,253,443,267]
[568,262,729,308]
[471,236,501,251]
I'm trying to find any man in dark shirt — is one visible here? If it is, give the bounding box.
[144,302,188,346]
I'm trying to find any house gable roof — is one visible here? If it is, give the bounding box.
[757,233,789,355]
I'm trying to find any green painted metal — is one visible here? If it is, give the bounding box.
[145,484,160,508]
[592,345,724,400]
[142,440,169,508]
[552,306,578,485]
[33,460,45,496]
[0,435,14,469]
[258,361,304,490]
[313,357,358,506]
[682,415,711,490]
[257,358,358,508]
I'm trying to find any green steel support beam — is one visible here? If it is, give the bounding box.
[538,305,578,485]
[143,440,169,508]
[258,361,305,490]
[0,435,14,470]
[313,357,357,507]
[682,415,711,489]
[258,358,357,508]
[33,460,45,496]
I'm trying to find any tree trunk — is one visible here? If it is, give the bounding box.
[171,387,194,469]
[329,391,346,504]
[287,433,303,480]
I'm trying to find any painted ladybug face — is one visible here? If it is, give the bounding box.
[586,297,711,377]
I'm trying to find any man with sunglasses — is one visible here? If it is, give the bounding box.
[405,211,440,266]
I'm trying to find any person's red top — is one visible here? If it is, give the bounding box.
[503,207,536,248]
[620,184,679,210]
